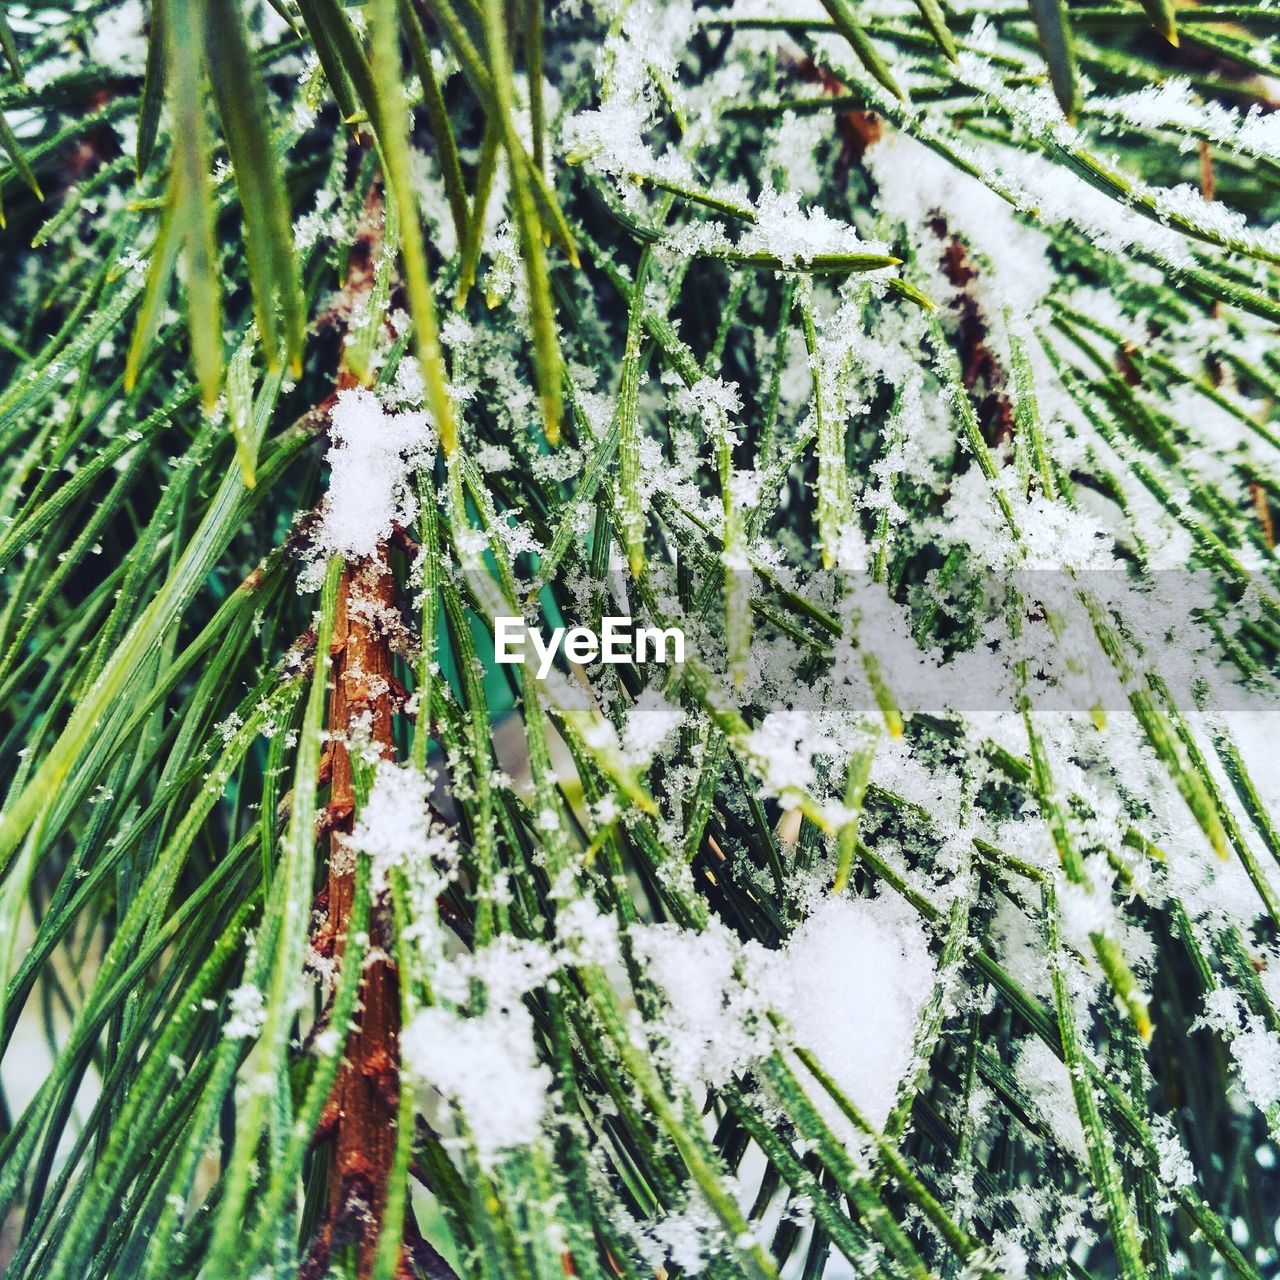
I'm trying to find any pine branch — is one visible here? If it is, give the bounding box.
[1,3,1279,1279]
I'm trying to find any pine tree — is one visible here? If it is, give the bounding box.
[0,1,1278,1278]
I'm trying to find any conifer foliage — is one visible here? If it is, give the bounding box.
[0,1,1278,1278]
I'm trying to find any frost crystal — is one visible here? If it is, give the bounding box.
[224,983,266,1041]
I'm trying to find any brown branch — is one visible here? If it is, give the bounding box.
[926,216,1018,450]
[301,181,439,1280]
[319,548,402,1277]
[1250,481,1275,549]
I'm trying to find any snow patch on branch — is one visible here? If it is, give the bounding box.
[301,387,435,588]
[636,894,936,1130]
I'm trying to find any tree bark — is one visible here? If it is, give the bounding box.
[304,182,416,1280]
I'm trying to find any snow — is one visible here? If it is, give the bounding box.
[304,388,435,585]
[349,761,453,877]
[403,1002,552,1165]
[386,883,884,1169]
[865,131,1053,317]
[561,0,694,194]
[621,687,683,764]
[401,933,564,1166]
[1234,1020,1280,1112]
[631,919,768,1091]
[636,895,936,1131]
[674,376,743,431]
[1013,1037,1086,1162]
[555,893,623,968]
[745,707,819,799]
[759,895,936,1130]
[86,0,147,73]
